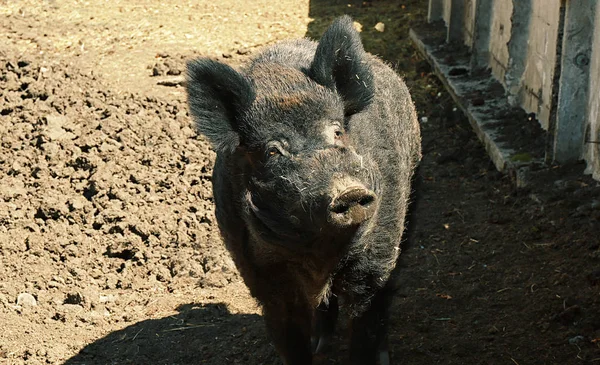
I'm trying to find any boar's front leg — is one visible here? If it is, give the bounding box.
[263,303,313,365]
[348,285,395,365]
[311,295,339,354]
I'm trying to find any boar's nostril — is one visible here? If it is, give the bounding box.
[328,188,376,227]
[330,192,374,214]
[358,194,374,206]
[330,201,350,214]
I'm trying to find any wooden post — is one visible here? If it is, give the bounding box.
[447,0,466,43]
[470,0,493,70]
[504,0,532,106]
[552,0,596,163]
[428,0,444,23]
[584,1,600,179]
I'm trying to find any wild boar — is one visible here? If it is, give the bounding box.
[186,15,421,365]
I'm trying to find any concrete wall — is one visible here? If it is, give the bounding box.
[585,2,600,180]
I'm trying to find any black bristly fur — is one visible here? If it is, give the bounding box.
[310,15,374,117]
[186,59,255,152]
[185,15,421,365]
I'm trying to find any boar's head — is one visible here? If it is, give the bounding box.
[187,16,379,251]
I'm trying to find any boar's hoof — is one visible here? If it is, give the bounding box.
[311,334,333,354]
[379,349,390,365]
[328,187,376,227]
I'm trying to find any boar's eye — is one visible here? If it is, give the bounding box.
[264,141,285,159]
[323,122,345,146]
[332,124,345,146]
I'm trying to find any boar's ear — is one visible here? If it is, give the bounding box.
[186,59,255,153]
[310,15,374,116]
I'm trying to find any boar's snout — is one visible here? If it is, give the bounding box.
[328,187,377,227]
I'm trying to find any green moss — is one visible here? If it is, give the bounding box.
[510,153,533,162]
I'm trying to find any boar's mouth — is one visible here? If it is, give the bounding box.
[244,190,310,247]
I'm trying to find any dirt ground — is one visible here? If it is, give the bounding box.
[1,0,599,364]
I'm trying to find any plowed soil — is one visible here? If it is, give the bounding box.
[1,1,599,364]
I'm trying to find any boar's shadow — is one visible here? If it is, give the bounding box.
[63,303,279,365]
